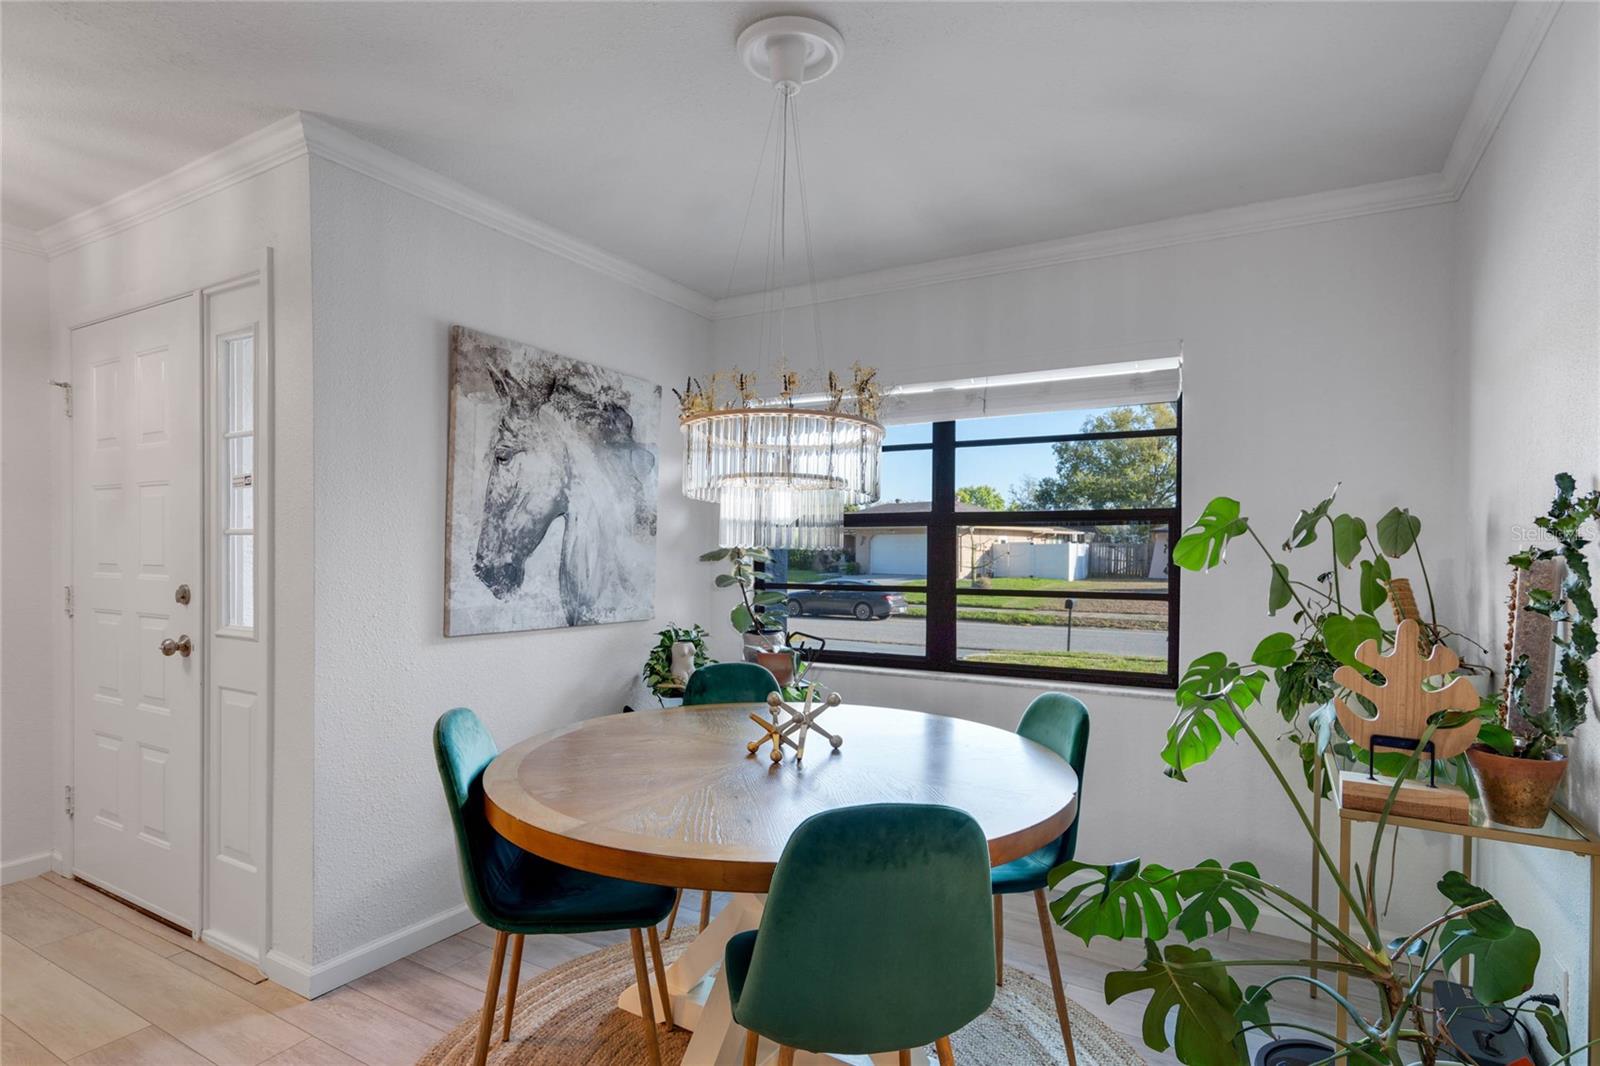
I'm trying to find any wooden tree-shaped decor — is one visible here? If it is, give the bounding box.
[1333,619,1482,824]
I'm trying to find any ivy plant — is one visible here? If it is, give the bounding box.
[641,623,711,704]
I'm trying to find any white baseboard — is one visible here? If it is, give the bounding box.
[263,904,477,998]
[1,851,60,885]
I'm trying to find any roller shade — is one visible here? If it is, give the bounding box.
[875,356,1183,425]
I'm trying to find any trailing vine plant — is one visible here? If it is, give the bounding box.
[641,624,711,704]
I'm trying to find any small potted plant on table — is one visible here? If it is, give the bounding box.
[1468,473,1599,827]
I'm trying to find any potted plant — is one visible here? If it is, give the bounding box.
[1467,473,1598,827]
[1047,499,1579,1066]
[700,546,795,683]
[642,623,711,705]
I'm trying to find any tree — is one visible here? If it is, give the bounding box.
[1011,405,1177,510]
[956,484,1006,510]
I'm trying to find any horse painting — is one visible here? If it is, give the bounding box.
[445,325,659,636]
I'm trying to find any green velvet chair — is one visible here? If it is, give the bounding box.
[990,692,1089,1066]
[666,661,783,937]
[434,708,678,1066]
[725,803,995,1065]
[683,661,781,706]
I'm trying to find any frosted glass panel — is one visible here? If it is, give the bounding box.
[219,331,256,632]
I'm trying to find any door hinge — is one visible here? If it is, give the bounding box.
[64,585,74,618]
[49,380,72,418]
[65,785,74,819]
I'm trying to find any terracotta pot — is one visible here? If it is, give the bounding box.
[1466,746,1567,828]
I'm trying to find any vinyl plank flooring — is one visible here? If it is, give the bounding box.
[36,928,303,1066]
[68,1025,213,1066]
[2,1018,65,1065]
[39,874,266,983]
[24,878,186,958]
[274,987,445,1066]
[349,957,487,1033]
[0,935,145,1060]
[260,1037,364,1066]
[405,930,486,977]
[0,883,99,948]
[168,950,308,1013]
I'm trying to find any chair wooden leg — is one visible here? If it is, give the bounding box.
[699,889,713,932]
[665,889,683,939]
[499,933,524,1042]
[1034,888,1078,1066]
[743,1030,760,1066]
[777,1047,796,1066]
[898,1051,912,1066]
[629,928,663,1066]
[473,931,508,1066]
[993,895,1004,986]
[647,925,675,1030]
[934,1036,956,1065]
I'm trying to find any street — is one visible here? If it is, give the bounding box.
[791,614,1169,659]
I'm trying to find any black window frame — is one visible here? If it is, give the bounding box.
[758,398,1182,688]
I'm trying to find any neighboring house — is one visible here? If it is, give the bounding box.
[845,502,1091,579]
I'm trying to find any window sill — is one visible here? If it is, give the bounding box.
[807,660,1177,704]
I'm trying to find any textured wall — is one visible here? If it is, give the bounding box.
[1457,0,1599,1045]
[710,202,1470,936]
[2,244,58,878]
[305,157,715,964]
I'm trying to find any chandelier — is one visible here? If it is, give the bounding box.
[678,16,884,550]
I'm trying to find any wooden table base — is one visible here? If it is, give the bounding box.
[617,894,929,1066]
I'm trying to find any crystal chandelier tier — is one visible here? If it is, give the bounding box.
[679,16,883,549]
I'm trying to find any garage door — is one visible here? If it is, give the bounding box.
[867,533,927,576]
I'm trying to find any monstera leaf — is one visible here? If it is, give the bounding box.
[1049,859,1180,944]
[1434,871,1541,1004]
[1164,654,1266,780]
[1250,632,1298,669]
[1173,498,1248,572]
[1321,613,1384,670]
[1332,514,1367,567]
[1283,486,1338,551]
[1359,556,1391,613]
[1105,940,1248,1066]
[1376,507,1422,558]
[1175,860,1263,941]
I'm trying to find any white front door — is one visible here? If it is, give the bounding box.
[71,294,203,930]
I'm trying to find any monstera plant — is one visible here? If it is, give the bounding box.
[1048,493,1578,1065]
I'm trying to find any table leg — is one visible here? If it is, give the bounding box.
[1310,763,1323,1000]
[1459,836,1473,988]
[1337,818,1351,1045]
[618,892,928,1066]
[1590,853,1598,1061]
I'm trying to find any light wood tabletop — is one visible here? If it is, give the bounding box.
[484,702,1080,894]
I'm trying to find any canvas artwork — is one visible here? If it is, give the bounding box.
[445,325,660,636]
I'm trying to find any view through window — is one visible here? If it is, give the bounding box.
[757,400,1180,686]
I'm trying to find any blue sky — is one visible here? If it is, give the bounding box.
[879,407,1118,505]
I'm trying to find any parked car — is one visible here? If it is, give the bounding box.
[785,579,909,621]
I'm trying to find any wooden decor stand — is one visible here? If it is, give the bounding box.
[748,687,843,764]
[1332,619,1482,824]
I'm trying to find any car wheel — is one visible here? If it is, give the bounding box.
[787,598,804,617]
[853,602,873,621]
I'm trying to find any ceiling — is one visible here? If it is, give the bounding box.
[3,2,1511,296]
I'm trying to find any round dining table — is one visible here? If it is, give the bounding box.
[483,701,1080,1066]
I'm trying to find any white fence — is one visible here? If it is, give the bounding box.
[989,542,1090,581]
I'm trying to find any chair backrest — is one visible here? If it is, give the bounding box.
[735,804,995,1053]
[433,707,511,926]
[682,661,781,705]
[1018,692,1090,865]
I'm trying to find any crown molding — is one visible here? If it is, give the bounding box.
[37,113,311,257]
[1440,0,1561,197]
[1,223,46,256]
[296,115,715,318]
[710,170,1456,319]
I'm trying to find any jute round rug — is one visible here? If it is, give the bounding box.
[417,933,1144,1065]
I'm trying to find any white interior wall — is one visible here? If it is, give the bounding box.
[1,242,60,882]
[1457,0,1599,1043]
[710,202,1470,936]
[303,156,716,971]
[41,158,317,969]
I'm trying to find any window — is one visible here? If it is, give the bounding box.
[759,400,1180,687]
[219,332,255,631]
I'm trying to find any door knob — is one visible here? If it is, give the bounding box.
[159,635,193,658]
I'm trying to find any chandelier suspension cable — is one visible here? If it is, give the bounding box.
[788,94,829,377]
[720,90,784,304]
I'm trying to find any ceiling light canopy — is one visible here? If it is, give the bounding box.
[679,15,884,550]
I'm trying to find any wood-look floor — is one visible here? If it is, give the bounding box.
[1,875,1367,1065]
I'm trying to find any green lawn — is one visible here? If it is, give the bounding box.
[965,650,1168,673]
[903,605,1167,631]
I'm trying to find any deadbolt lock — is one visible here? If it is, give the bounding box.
[159,635,193,658]
[174,583,191,605]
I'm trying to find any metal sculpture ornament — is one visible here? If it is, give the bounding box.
[748,686,844,764]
